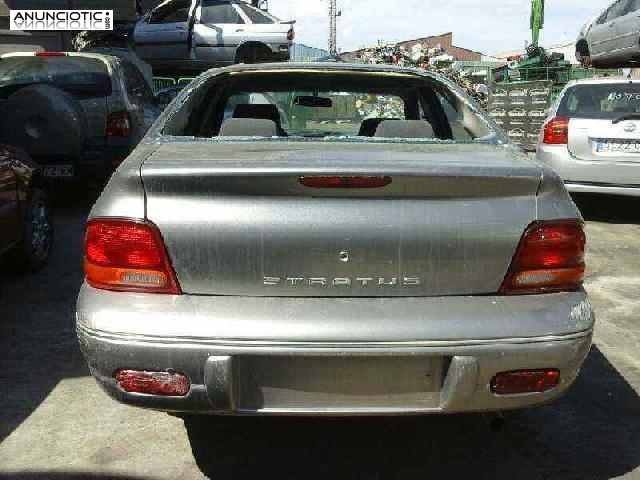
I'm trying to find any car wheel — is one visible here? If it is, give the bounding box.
[8,188,53,272]
[236,45,272,64]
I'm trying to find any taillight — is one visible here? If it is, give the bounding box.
[299,176,392,188]
[490,369,560,395]
[542,116,569,144]
[106,111,132,138]
[84,219,181,294]
[287,28,295,41]
[35,51,67,57]
[116,369,190,396]
[500,220,585,295]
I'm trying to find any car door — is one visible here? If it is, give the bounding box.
[134,0,199,60]
[589,0,633,59]
[0,146,20,253]
[193,0,248,64]
[613,0,640,54]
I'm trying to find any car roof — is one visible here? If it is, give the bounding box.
[200,61,441,81]
[0,51,117,64]
[565,77,638,87]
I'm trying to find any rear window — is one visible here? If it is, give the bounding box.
[0,56,111,97]
[164,71,495,142]
[558,83,640,120]
[237,3,276,24]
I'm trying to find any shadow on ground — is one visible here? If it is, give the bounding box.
[0,185,98,442]
[573,193,640,224]
[185,346,640,480]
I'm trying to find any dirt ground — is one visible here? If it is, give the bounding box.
[0,190,638,480]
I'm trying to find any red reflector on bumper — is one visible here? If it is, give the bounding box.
[490,369,560,395]
[115,370,190,396]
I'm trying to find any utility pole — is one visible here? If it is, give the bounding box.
[328,0,337,55]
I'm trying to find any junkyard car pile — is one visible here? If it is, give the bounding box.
[355,41,489,108]
[77,62,594,417]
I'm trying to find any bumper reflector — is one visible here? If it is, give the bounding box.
[490,369,560,395]
[115,369,190,396]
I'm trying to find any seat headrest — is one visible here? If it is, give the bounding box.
[219,118,277,137]
[358,117,400,137]
[374,120,435,138]
[233,104,281,123]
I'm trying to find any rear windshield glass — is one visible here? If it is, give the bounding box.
[558,83,640,119]
[0,56,111,97]
[237,3,276,23]
[164,71,494,142]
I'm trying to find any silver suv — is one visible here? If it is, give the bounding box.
[134,0,295,72]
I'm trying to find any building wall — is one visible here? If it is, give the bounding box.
[291,43,328,62]
[339,32,482,63]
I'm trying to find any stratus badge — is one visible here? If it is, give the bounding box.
[263,276,421,287]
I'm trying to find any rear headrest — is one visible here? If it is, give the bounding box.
[374,120,435,138]
[234,104,280,122]
[358,117,399,137]
[219,118,277,137]
[233,104,285,135]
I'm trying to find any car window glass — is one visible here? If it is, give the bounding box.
[201,1,245,24]
[626,0,640,12]
[122,62,155,106]
[437,93,472,140]
[558,84,640,119]
[604,0,630,21]
[150,0,191,23]
[237,3,275,24]
[0,56,111,97]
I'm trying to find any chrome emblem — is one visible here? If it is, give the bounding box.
[624,122,637,132]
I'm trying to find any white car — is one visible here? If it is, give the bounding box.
[134,0,295,73]
[537,77,640,196]
[576,0,640,67]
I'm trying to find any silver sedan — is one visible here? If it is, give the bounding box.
[537,78,640,196]
[77,62,594,416]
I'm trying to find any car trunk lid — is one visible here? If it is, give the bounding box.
[141,141,542,297]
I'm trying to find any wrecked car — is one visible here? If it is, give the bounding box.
[134,0,295,73]
[0,52,161,181]
[0,144,52,271]
[77,63,594,417]
[576,0,640,68]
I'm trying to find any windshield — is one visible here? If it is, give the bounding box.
[558,83,640,119]
[0,56,111,96]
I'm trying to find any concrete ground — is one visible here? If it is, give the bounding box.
[0,190,638,480]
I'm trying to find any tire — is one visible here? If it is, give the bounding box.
[0,84,86,162]
[235,44,273,64]
[8,188,53,272]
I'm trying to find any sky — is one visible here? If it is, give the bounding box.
[267,0,615,55]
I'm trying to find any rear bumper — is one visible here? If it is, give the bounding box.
[537,144,640,196]
[76,285,595,415]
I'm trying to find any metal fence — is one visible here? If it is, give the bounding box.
[290,43,329,63]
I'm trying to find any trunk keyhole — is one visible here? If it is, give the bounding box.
[339,251,349,262]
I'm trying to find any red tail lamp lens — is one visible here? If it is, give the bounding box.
[542,117,569,145]
[106,110,132,138]
[500,220,585,295]
[116,370,190,396]
[299,176,392,188]
[490,369,560,395]
[84,219,181,294]
[35,51,67,57]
